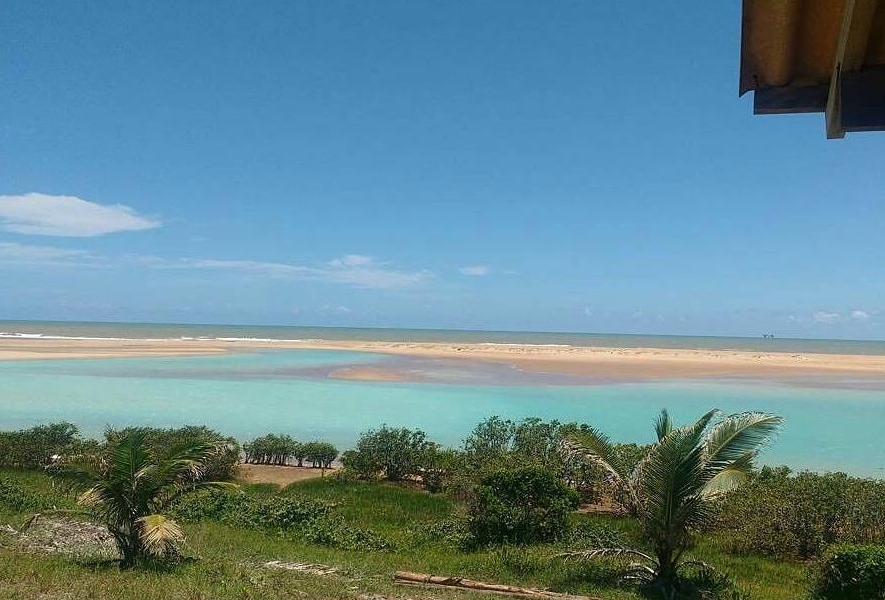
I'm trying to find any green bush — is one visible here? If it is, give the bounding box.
[812,545,885,600]
[0,422,80,469]
[172,488,333,530]
[412,517,471,549]
[301,441,337,469]
[467,466,579,546]
[107,426,239,481]
[421,447,465,493]
[0,477,52,512]
[243,433,300,466]
[716,468,885,558]
[343,425,436,481]
[301,515,391,551]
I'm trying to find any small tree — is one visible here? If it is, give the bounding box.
[468,466,579,546]
[243,433,297,466]
[421,447,465,493]
[109,426,239,480]
[48,429,236,568]
[559,409,782,596]
[344,425,434,481]
[303,441,338,469]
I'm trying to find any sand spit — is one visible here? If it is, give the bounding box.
[2,337,885,381]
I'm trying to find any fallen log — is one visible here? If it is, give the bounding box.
[393,571,602,600]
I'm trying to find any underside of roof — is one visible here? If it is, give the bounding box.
[740,0,885,137]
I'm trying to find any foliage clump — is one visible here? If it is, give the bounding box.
[811,544,885,600]
[49,429,234,568]
[0,477,53,512]
[342,425,436,481]
[302,515,391,551]
[172,488,333,530]
[467,466,579,546]
[560,409,781,598]
[716,466,885,558]
[107,425,240,481]
[0,422,81,469]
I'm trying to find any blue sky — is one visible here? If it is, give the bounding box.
[1,2,883,339]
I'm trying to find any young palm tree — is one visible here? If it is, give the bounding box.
[560,408,782,595]
[48,429,236,568]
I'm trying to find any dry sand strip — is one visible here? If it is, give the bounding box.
[1,337,885,380]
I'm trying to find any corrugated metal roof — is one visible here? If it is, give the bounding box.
[740,0,885,137]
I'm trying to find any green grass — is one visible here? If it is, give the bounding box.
[0,471,811,600]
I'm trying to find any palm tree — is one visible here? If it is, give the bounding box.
[47,429,236,568]
[559,408,782,596]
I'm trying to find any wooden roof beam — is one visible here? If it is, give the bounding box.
[826,0,879,137]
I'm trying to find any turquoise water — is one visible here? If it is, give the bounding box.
[2,349,884,477]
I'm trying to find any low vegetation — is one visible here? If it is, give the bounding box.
[1,411,883,599]
[716,466,885,558]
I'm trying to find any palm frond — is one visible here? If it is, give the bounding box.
[137,514,184,557]
[700,461,753,498]
[703,412,782,472]
[556,547,654,563]
[654,409,672,442]
[562,426,628,482]
[635,410,719,542]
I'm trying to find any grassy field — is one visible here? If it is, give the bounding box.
[0,470,809,600]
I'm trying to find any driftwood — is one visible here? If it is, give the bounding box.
[394,571,602,600]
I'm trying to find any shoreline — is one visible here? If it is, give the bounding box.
[2,337,885,381]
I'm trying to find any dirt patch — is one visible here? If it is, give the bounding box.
[237,464,338,487]
[2,517,117,559]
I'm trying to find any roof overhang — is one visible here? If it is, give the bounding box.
[740,0,885,138]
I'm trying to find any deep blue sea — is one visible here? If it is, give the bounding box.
[2,321,884,476]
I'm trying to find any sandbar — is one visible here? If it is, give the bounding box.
[1,337,885,381]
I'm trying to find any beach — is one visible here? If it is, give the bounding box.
[2,336,885,382]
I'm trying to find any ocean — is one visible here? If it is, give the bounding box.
[1,321,884,476]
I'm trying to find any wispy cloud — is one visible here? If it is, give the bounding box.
[179,254,430,289]
[0,243,429,290]
[319,304,351,315]
[851,309,871,321]
[0,242,96,265]
[813,310,841,324]
[0,193,159,237]
[459,265,490,276]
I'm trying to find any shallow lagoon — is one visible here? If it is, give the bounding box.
[1,350,884,476]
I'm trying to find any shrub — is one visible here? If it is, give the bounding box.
[421,448,465,493]
[0,477,52,512]
[302,441,337,469]
[302,515,391,551]
[464,417,565,472]
[107,426,239,481]
[172,488,333,530]
[243,434,299,466]
[468,466,579,546]
[343,425,435,481]
[812,544,885,600]
[413,517,471,549]
[0,422,80,469]
[716,468,885,558]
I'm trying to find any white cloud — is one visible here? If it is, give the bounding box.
[328,254,373,268]
[813,310,841,324]
[319,304,351,315]
[459,265,490,276]
[0,242,95,265]
[0,192,159,237]
[159,254,430,289]
[851,310,870,321]
[0,242,429,290]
